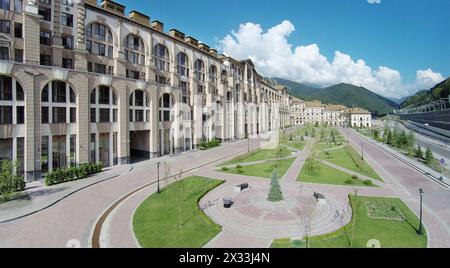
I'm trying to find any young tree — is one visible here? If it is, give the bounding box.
[386,130,393,145]
[415,145,424,160]
[425,148,434,165]
[373,129,380,141]
[267,170,283,202]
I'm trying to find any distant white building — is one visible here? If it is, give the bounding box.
[342,108,372,128]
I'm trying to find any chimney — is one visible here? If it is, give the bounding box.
[152,20,164,32]
[101,0,125,16]
[169,29,185,41]
[185,36,198,47]
[129,11,150,27]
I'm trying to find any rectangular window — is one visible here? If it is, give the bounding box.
[14,0,22,12]
[99,108,110,122]
[90,133,96,163]
[146,110,150,122]
[129,109,133,122]
[98,86,110,104]
[40,54,51,66]
[0,106,13,124]
[16,106,24,124]
[40,31,51,45]
[62,58,73,69]
[135,110,144,122]
[0,20,10,34]
[70,134,76,167]
[38,6,52,22]
[0,76,12,100]
[61,12,73,27]
[86,40,92,53]
[0,47,9,61]
[41,136,49,173]
[90,108,96,123]
[94,63,106,74]
[70,107,76,123]
[62,0,73,7]
[17,136,24,175]
[52,135,67,170]
[62,35,73,50]
[52,107,66,123]
[14,49,22,62]
[0,0,9,10]
[14,23,22,38]
[41,106,49,123]
[113,109,118,122]
[52,81,66,103]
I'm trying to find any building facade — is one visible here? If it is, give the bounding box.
[0,0,291,181]
[289,97,370,128]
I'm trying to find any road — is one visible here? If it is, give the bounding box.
[391,120,450,168]
[341,128,450,247]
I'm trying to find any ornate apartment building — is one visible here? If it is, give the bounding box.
[0,0,291,181]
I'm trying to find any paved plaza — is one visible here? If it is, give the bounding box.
[1,128,450,248]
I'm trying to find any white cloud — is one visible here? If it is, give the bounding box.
[367,0,382,4]
[218,21,445,98]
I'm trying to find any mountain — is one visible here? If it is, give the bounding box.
[400,78,450,109]
[389,96,409,105]
[272,78,398,116]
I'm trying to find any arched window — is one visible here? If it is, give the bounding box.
[0,75,24,125]
[153,44,169,71]
[90,85,118,123]
[159,93,173,122]
[209,65,217,83]
[86,22,113,58]
[194,59,205,81]
[129,89,150,123]
[177,52,189,77]
[41,81,76,124]
[221,69,228,84]
[124,34,145,65]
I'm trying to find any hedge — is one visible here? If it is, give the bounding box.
[199,138,221,150]
[0,160,25,201]
[45,163,103,186]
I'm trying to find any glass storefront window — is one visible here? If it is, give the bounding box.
[41,136,49,174]
[52,135,67,170]
[99,133,109,167]
[0,138,12,162]
[70,135,76,167]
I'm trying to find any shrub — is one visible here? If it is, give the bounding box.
[45,163,103,186]
[352,175,359,180]
[344,179,355,185]
[237,169,245,174]
[0,160,25,200]
[221,167,229,171]
[236,165,243,169]
[199,139,222,150]
[364,180,373,186]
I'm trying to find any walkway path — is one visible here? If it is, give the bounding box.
[281,142,312,183]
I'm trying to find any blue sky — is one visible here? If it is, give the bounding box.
[120,0,450,98]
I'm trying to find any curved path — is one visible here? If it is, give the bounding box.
[0,139,261,248]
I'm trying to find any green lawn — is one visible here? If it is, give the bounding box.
[286,141,306,151]
[220,158,295,179]
[298,160,376,187]
[133,176,223,248]
[313,142,344,152]
[318,145,383,181]
[220,146,294,166]
[271,195,427,248]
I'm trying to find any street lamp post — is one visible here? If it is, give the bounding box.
[418,188,424,235]
[156,162,161,194]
